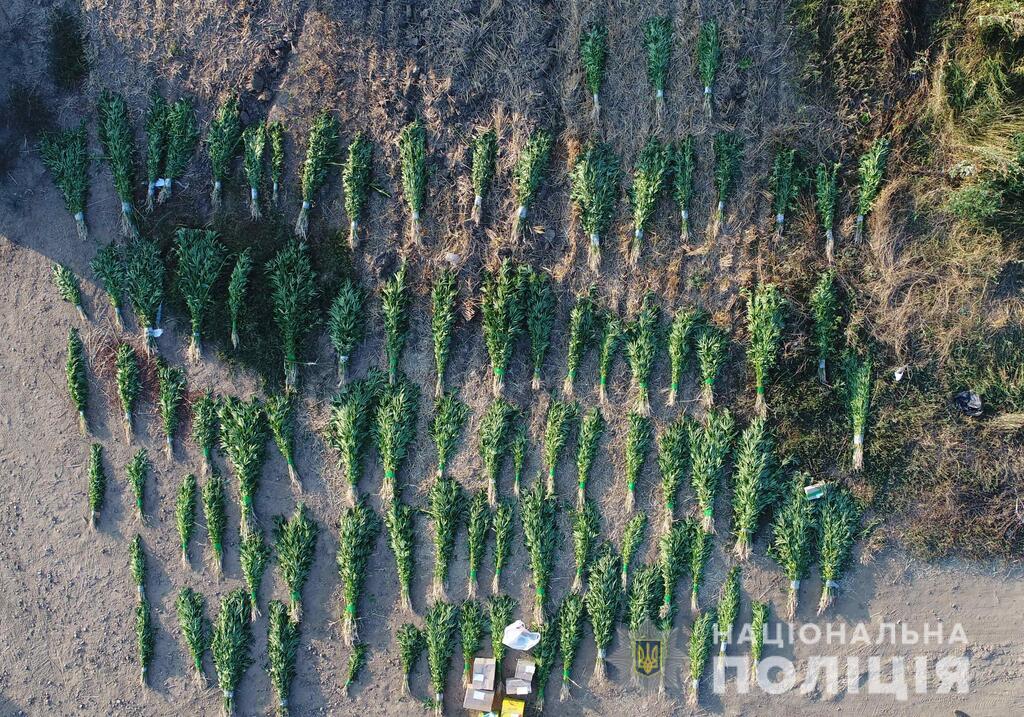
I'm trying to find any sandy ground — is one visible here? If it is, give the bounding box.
[1,0,1023,716]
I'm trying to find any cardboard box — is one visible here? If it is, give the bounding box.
[513,658,536,681]
[463,685,501,712]
[471,657,497,691]
[505,678,531,696]
[500,697,526,717]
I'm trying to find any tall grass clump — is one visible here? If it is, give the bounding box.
[522,481,559,623]
[809,270,842,383]
[329,278,366,386]
[431,268,458,397]
[342,131,373,248]
[769,473,816,620]
[470,128,497,224]
[570,140,621,272]
[696,20,721,116]
[744,284,786,416]
[625,294,659,416]
[815,161,839,262]
[580,24,608,121]
[39,122,89,241]
[627,138,670,266]
[159,98,200,203]
[206,96,242,211]
[97,91,138,237]
[730,416,776,561]
[267,241,318,391]
[381,262,411,385]
[175,228,226,361]
[854,137,890,242]
[511,130,554,237]
[481,259,526,396]
[294,111,339,238]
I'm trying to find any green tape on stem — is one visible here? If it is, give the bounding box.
[536,587,545,597]
[469,569,477,579]
[345,603,355,614]
[627,481,635,490]
[242,496,253,507]
[756,385,765,395]
[705,378,715,385]
[385,470,396,479]
[290,591,300,602]
[578,481,586,490]
[703,508,713,516]
[671,381,678,391]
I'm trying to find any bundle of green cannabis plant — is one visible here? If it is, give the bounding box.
[87,443,106,528]
[488,594,516,667]
[743,283,786,416]
[427,475,465,600]
[396,623,425,695]
[689,408,735,533]
[479,397,516,507]
[144,92,168,211]
[90,244,127,329]
[770,148,799,237]
[269,121,285,205]
[750,600,769,674]
[382,262,411,385]
[39,122,90,240]
[203,469,228,575]
[671,136,697,243]
[511,130,553,238]
[267,241,317,391]
[696,20,720,116]
[575,407,605,507]
[53,263,86,321]
[596,313,621,405]
[845,352,872,471]
[627,138,670,266]
[211,589,252,716]
[375,379,419,504]
[522,480,559,622]
[563,288,598,397]
[667,307,703,407]
[325,369,386,504]
[218,396,267,537]
[809,270,842,384]
[174,228,226,361]
[66,327,88,434]
[585,546,621,683]
[242,123,266,220]
[239,529,271,620]
[342,131,373,248]
[715,566,741,654]
[460,599,485,686]
[491,501,514,594]
[481,259,526,396]
[712,132,743,233]
[466,491,490,599]
[817,486,861,614]
[658,519,693,625]
[338,498,381,643]
[657,416,689,533]
[159,97,200,203]
[542,399,578,496]
[157,359,186,459]
[398,119,427,245]
[557,591,586,701]
[769,473,816,620]
[624,294,659,416]
[855,137,890,242]
[176,586,208,685]
[686,606,715,706]
[295,111,339,238]
[580,24,608,121]
[816,161,840,263]
[206,96,242,211]
[696,325,728,408]
[191,391,218,476]
[623,411,652,513]
[97,91,138,237]
[227,250,253,351]
[267,600,301,715]
[730,415,776,561]
[266,393,301,491]
[644,17,672,117]
[525,267,556,391]
[569,140,621,272]
[620,513,648,590]
[115,342,140,441]
[274,502,320,621]
[176,473,197,566]
[425,600,459,715]
[470,128,497,224]
[122,238,165,352]
[385,500,417,613]
[571,499,601,593]
[329,278,366,386]
[431,268,459,397]
[126,449,150,522]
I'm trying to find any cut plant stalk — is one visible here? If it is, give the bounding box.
[696,20,720,117]
[382,262,411,385]
[53,263,86,320]
[136,597,156,687]
[97,90,138,235]
[342,131,373,248]
[689,408,735,533]
[658,519,693,625]
[715,566,741,654]
[657,416,689,533]
[810,270,842,383]
[730,416,776,561]
[176,587,208,686]
[159,97,200,203]
[696,325,728,407]
[338,498,381,644]
[491,501,514,594]
[87,443,106,528]
[580,24,608,122]
[620,512,647,590]
[626,563,663,634]
[274,502,319,622]
[398,119,427,245]
[428,475,465,600]
[266,393,301,491]
[267,600,301,715]
[329,279,366,386]
[176,473,197,566]
[596,313,621,405]
[294,111,339,238]
[431,268,458,397]
[425,600,459,716]
[470,128,497,224]
[570,500,601,593]
[816,161,840,262]
[524,267,555,391]
[243,123,266,220]
[174,228,226,361]
[557,591,585,701]
[268,241,317,391]
[129,533,147,600]
[157,359,186,460]
[817,486,861,614]
[533,610,560,711]
[90,245,127,329]
[750,600,769,674]
[488,594,516,667]
[667,307,703,406]
[38,121,90,240]
[466,491,490,598]
[325,369,386,503]
[219,396,267,537]
[585,547,621,684]
[687,606,715,706]
[212,589,253,716]
[126,449,150,522]
[269,121,285,205]
[375,379,419,505]
[563,288,598,396]
[385,500,416,612]
[855,137,890,242]
[624,294,659,416]
[115,342,140,441]
[227,250,253,351]
[712,132,743,234]
[144,92,168,211]
[66,327,88,434]
[846,352,872,471]
[191,391,218,476]
[122,238,165,352]
[744,284,786,416]
[481,259,526,396]
[510,130,553,238]
[570,140,620,272]
[542,399,578,496]
[627,138,670,266]
[671,136,696,243]
[521,481,559,622]
[203,469,228,575]
[770,148,799,236]
[769,473,816,620]
[460,599,485,686]
[342,644,367,698]
[206,96,242,211]
[623,412,652,512]
[575,407,604,507]
[644,17,672,117]
[240,529,271,620]
[396,623,425,695]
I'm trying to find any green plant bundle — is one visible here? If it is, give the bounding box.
[730,416,776,561]
[268,241,318,391]
[585,546,621,683]
[203,469,228,574]
[527,615,558,714]
[129,533,147,598]
[242,124,266,220]
[563,288,598,396]
[266,393,301,491]
[425,600,459,714]
[382,262,411,385]
[136,597,156,687]
[628,138,670,265]
[481,259,526,396]
[855,137,891,240]
[744,283,786,415]
[557,591,586,701]
[620,512,648,590]
[160,97,200,202]
[491,501,514,594]
[90,245,127,329]
[750,601,769,673]
[385,500,416,612]
[398,119,427,245]
[625,294,659,416]
[39,122,90,240]
[667,307,703,406]
[597,312,621,405]
[343,644,368,698]
[696,325,728,407]
[575,407,604,507]
[176,587,207,686]
[97,91,138,237]
[657,416,690,532]
[623,411,652,512]
[295,111,339,238]
[569,140,621,272]
[525,267,556,391]
[174,228,226,361]
[769,473,816,620]
[65,328,88,434]
[689,408,735,533]
[459,599,485,686]
[466,491,490,599]
[470,128,497,224]
[267,600,301,715]
[218,396,267,536]
[329,279,366,386]
[114,342,140,441]
[206,95,242,210]
[671,136,697,242]
[191,391,219,475]
[431,268,458,397]
[511,421,528,499]
[771,148,799,234]
[488,593,516,666]
[87,444,106,528]
[658,519,693,625]
[176,473,197,566]
[268,121,285,205]
[157,359,186,459]
[511,129,553,232]
[53,264,86,321]
[816,161,840,262]
[211,589,253,716]
[580,24,608,119]
[227,250,253,351]
[845,352,873,471]
[431,392,468,479]
[522,480,559,622]
[570,499,601,593]
[644,17,672,101]
[479,397,516,506]
[396,623,425,695]
[542,399,578,496]
[686,606,715,707]
[713,132,743,221]
[375,379,419,504]
[428,475,465,600]
[122,238,165,350]
[126,448,150,522]
[144,92,169,210]
[716,566,741,654]
[817,487,861,614]
[342,131,373,248]
[240,529,271,620]
[626,563,663,634]
[810,271,842,383]
[696,20,721,116]
[274,502,319,622]
[338,498,381,644]
[326,369,386,503]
